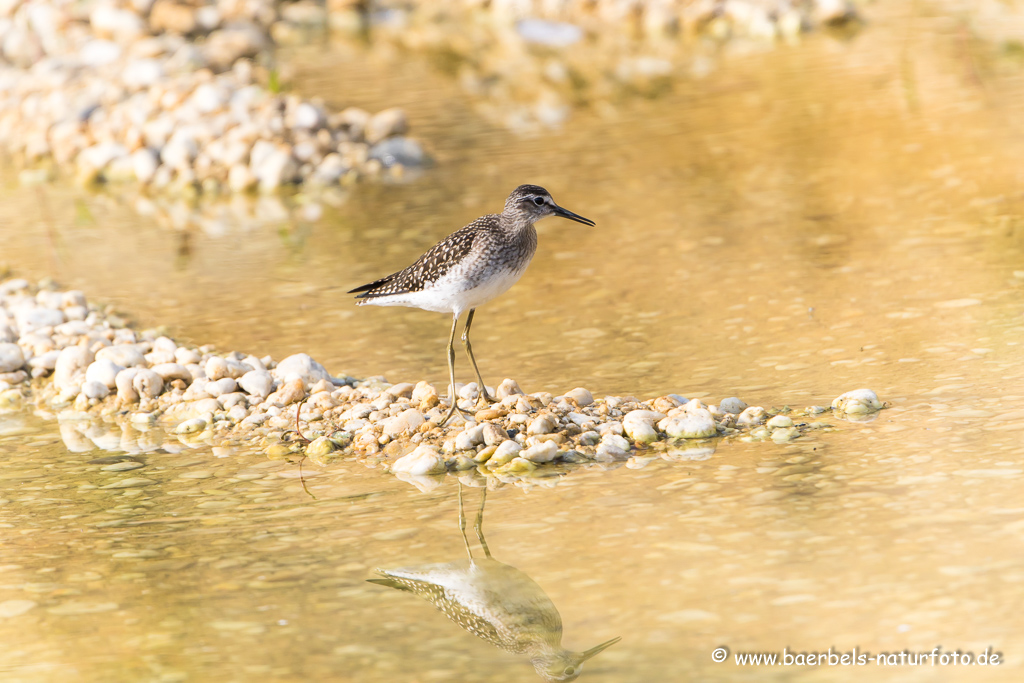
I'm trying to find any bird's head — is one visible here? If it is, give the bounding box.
[530,636,621,682]
[505,184,595,226]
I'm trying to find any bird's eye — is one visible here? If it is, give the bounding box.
[533,196,545,206]
[563,666,576,676]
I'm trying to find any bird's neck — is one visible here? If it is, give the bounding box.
[500,211,537,234]
[500,214,539,256]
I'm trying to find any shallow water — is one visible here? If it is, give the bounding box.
[4,3,1024,681]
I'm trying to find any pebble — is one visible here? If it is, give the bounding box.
[383,408,425,437]
[81,380,110,400]
[132,369,164,399]
[659,410,717,439]
[564,387,594,406]
[454,424,486,451]
[832,389,884,415]
[275,378,311,407]
[238,370,273,398]
[1,277,885,487]
[53,346,94,394]
[766,415,794,429]
[273,353,331,386]
[0,1,420,198]
[622,410,666,443]
[391,444,446,475]
[0,343,24,373]
[520,440,560,463]
[96,345,146,368]
[306,436,336,457]
[527,413,558,435]
[85,359,124,389]
[719,397,748,414]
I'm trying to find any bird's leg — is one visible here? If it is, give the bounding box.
[462,308,496,407]
[474,487,492,559]
[441,313,471,426]
[458,480,473,560]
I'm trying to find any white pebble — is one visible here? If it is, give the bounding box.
[832,389,884,415]
[80,380,110,400]
[527,413,558,435]
[0,343,24,373]
[132,369,164,399]
[520,440,560,463]
[391,444,446,475]
[719,397,748,414]
[239,370,273,398]
[85,359,124,389]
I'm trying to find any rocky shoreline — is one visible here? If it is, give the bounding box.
[0,276,886,488]
[0,0,425,196]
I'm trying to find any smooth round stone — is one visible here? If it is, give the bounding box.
[115,367,141,402]
[53,346,95,394]
[272,353,331,385]
[238,370,273,398]
[306,435,336,457]
[767,414,794,429]
[598,433,631,457]
[481,422,507,446]
[174,347,202,365]
[659,410,717,439]
[720,397,748,414]
[496,378,525,400]
[832,389,884,415]
[16,307,65,333]
[484,440,521,467]
[152,362,191,383]
[527,413,558,435]
[175,417,208,434]
[622,409,666,443]
[564,387,594,406]
[383,408,425,437]
[81,380,110,400]
[0,343,24,373]
[737,406,767,427]
[391,444,446,475]
[132,369,164,399]
[521,440,560,463]
[204,377,237,397]
[85,359,124,389]
[96,345,145,368]
[455,424,486,450]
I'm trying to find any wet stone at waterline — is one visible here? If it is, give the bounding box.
[0,277,886,489]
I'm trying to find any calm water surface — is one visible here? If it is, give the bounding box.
[3,5,1024,681]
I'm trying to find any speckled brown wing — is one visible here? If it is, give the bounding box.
[367,576,520,654]
[348,221,485,299]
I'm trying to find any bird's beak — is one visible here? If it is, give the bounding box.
[579,636,621,662]
[553,204,596,226]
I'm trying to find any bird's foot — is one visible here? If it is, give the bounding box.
[438,401,473,427]
[475,390,498,410]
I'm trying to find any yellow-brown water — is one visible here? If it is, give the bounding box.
[3,6,1024,681]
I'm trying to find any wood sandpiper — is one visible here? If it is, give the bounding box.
[348,184,595,424]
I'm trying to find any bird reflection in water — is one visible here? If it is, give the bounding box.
[368,484,620,681]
